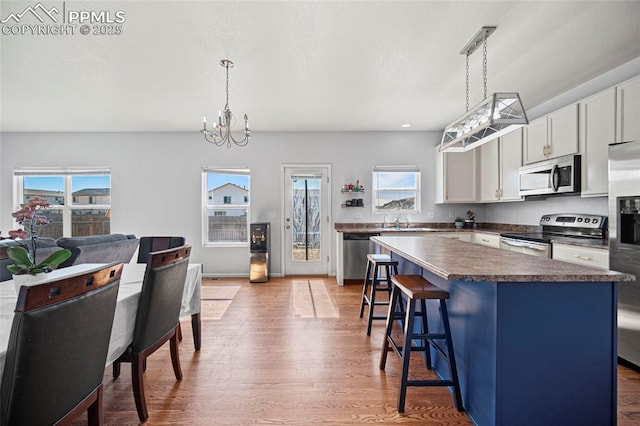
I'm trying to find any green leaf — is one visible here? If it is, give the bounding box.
[35,249,72,269]
[6,246,33,268]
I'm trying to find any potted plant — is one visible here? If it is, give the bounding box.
[3,197,71,288]
[454,217,465,229]
[465,210,476,229]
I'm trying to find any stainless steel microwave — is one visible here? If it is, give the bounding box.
[518,154,581,197]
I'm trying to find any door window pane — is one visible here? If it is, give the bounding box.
[291,177,321,261]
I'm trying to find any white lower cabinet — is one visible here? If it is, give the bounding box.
[552,243,609,269]
[473,232,501,248]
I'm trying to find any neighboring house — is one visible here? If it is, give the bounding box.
[23,189,64,205]
[208,183,248,217]
[72,188,111,205]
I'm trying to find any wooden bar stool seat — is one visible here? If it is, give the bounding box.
[380,274,463,413]
[359,253,399,336]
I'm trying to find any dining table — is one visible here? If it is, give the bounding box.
[0,262,202,389]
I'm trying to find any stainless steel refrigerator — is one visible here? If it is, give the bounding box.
[609,140,640,368]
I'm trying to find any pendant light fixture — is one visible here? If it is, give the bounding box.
[440,26,528,152]
[202,59,251,148]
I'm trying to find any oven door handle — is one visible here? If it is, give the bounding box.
[551,164,560,192]
[501,239,547,251]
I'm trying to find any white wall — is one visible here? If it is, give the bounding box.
[0,131,476,276]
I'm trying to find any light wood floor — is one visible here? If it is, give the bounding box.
[84,276,640,425]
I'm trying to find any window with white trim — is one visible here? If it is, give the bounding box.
[14,168,111,238]
[203,168,250,245]
[372,166,420,213]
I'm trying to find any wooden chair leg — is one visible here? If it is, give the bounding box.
[87,384,103,426]
[177,322,183,342]
[359,260,372,318]
[112,361,121,380]
[191,312,201,351]
[131,355,149,422]
[170,330,183,380]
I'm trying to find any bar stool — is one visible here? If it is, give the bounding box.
[379,275,463,413]
[359,253,399,336]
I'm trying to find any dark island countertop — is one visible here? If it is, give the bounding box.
[371,235,632,282]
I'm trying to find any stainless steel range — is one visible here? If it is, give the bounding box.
[500,213,607,258]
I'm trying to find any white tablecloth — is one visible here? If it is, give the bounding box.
[0,262,202,385]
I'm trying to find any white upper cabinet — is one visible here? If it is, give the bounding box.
[479,129,523,202]
[479,138,500,202]
[434,147,478,203]
[524,103,579,164]
[580,88,616,197]
[500,129,524,201]
[523,116,548,164]
[616,75,640,143]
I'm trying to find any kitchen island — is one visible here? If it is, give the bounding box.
[371,234,634,426]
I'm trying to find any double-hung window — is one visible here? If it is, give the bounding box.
[203,168,250,245]
[372,166,420,213]
[14,168,112,238]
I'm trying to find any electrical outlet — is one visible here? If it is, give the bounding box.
[354,211,363,219]
[448,210,455,218]
[427,211,435,219]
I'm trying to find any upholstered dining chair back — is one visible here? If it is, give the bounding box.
[132,245,191,353]
[0,263,123,426]
[136,236,186,264]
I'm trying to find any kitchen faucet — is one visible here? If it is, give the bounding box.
[394,217,400,228]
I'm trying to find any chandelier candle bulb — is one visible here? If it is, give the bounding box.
[203,116,206,131]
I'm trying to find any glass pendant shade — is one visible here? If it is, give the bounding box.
[440,92,528,152]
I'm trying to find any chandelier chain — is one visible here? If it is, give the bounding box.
[465,53,470,112]
[483,34,488,99]
[225,61,230,109]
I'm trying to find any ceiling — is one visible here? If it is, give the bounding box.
[1,1,640,133]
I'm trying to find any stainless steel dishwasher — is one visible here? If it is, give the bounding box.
[343,233,379,280]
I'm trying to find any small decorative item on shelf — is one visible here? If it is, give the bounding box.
[2,197,72,291]
[342,181,364,193]
[454,217,465,229]
[465,210,476,229]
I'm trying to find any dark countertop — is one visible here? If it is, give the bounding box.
[335,222,609,249]
[371,235,632,282]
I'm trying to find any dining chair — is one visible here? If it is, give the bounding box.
[0,263,123,426]
[112,245,191,422]
[136,236,186,264]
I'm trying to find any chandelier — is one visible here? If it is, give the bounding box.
[202,59,251,148]
[440,27,528,152]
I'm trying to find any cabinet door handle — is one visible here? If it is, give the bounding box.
[575,255,593,261]
[482,238,490,243]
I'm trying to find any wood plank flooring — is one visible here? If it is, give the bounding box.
[81,276,640,425]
